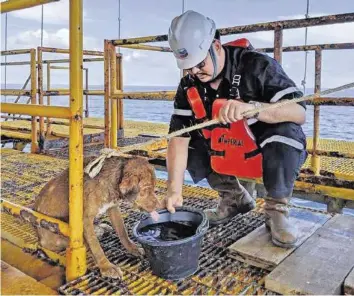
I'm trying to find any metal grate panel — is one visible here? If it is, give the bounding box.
[307,137,354,158]
[1,149,68,207]
[1,212,38,249]
[59,198,272,295]
[1,148,326,295]
[303,154,354,180]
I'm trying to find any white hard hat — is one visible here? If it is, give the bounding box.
[168,10,216,70]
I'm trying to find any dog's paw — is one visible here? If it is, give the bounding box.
[99,263,123,279]
[127,243,145,258]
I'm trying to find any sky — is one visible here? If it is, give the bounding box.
[1,0,354,90]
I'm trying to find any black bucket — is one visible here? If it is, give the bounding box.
[133,206,209,280]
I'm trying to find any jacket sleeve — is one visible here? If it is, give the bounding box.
[254,54,306,109]
[168,79,194,137]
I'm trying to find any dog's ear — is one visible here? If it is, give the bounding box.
[119,175,139,200]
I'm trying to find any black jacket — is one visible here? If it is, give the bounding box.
[169,44,307,182]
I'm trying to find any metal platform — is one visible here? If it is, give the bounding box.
[2,118,354,158]
[303,154,354,181]
[3,147,354,294]
[1,148,276,295]
[0,118,169,139]
[307,137,354,158]
[2,118,354,186]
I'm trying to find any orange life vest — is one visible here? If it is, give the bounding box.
[186,38,263,179]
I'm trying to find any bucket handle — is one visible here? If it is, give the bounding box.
[196,216,209,234]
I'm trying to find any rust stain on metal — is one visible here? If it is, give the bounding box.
[112,34,168,45]
[1,49,32,55]
[320,170,336,178]
[307,97,354,106]
[15,209,62,235]
[274,26,283,64]
[118,44,172,52]
[44,91,60,96]
[109,14,354,46]
[19,209,38,224]
[40,219,61,234]
[307,150,347,158]
[298,174,354,189]
[219,13,354,35]
[73,114,82,121]
[112,91,175,101]
[327,151,346,158]
[313,49,322,160]
[258,42,354,53]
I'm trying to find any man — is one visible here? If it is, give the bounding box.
[165,10,307,248]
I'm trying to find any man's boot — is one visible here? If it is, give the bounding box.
[264,198,298,248]
[205,190,256,225]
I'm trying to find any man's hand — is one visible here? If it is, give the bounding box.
[219,100,255,124]
[165,192,183,214]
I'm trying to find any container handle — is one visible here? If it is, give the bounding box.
[196,217,209,234]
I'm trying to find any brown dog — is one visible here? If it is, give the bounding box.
[33,155,161,279]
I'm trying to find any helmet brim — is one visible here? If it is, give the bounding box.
[176,51,209,70]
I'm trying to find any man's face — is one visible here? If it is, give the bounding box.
[185,41,222,83]
[186,54,212,83]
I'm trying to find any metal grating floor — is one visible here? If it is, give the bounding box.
[1,148,276,295]
[59,199,271,295]
[2,118,354,158]
[307,137,354,158]
[1,212,38,249]
[0,119,169,139]
[303,155,354,180]
[1,184,272,295]
[0,120,103,138]
[1,149,68,207]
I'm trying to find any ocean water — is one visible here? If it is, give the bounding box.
[1,84,353,215]
[3,84,351,140]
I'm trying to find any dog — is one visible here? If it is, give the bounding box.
[33,155,161,279]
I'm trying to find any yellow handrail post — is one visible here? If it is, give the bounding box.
[0,0,60,13]
[274,26,283,65]
[84,68,89,118]
[66,0,87,282]
[116,54,120,131]
[4,74,31,121]
[104,39,111,148]
[109,42,118,148]
[1,103,71,118]
[37,47,45,143]
[312,48,322,175]
[117,54,124,131]
[30,49,39,153]
[46,62,52,135]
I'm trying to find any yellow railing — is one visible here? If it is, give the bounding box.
[65,0,86,281]
[2,199,70,236]
[102,12,354,205]
[0,0,59,13]
[1,47,105,142]
[1,0,86,281]
[45,64,89,134]
[103,40,124,148]
[108,13,354,177]
[1,49,38,152]
[1,4,354,282]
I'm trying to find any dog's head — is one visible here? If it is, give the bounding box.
[119,157,162,213]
